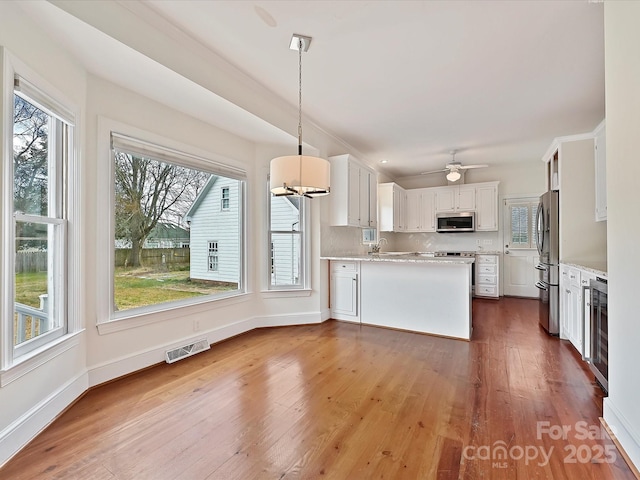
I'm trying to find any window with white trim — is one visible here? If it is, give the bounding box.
[507,200,539,249]
[110,133,245,317]
[207,241,219,271]
[267,182,307,289]
[221,187,230,210]
[4,75,73,358]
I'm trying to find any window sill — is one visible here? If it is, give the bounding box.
[0,330,84,387]
[97,291,251,335]
[261,289,312,298]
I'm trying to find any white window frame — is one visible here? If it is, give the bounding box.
[266,177,310,292]
[95,119,248,332]
[506,198,539,250]
[1,49,82,381]
[221,187,230,211]
[207,240,219,271]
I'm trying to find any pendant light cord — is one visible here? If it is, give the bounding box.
[298,38,303,156]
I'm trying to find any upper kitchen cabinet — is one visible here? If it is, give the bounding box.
[405,189,435,232]
[434,185,476,212]
[594,121,607,222]
[475,182,499,231]
[379,182,406,232]
[329,154,378,228]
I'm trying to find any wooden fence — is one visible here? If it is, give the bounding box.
[16,248,191,273]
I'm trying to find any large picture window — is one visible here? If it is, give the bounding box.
[7,76,73,358]
[267,184,307,289]
[110,134,245,316]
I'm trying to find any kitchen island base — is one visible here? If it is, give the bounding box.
[360,261,472,340]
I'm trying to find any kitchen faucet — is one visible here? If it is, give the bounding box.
[369,237,388,254]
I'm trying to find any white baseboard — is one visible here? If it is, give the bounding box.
[0,372,88,468]
[88,311,325,387]
[604,398,640,472]
[2,312,325,468]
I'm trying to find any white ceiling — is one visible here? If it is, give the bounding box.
[143,0,605,178]
[23,0,605,179]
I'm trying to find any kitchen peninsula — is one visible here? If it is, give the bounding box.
[323,254,474,340]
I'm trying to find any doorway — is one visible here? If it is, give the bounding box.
[502,197,540,297]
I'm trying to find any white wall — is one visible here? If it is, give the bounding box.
[0,1,338,466]
[559,139,607,265]
[0,1,88,465]
[603,2,640,470]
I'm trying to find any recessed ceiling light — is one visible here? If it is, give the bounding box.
[379,160,388,164]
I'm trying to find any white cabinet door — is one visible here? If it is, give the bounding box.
[330,154,377,227]
[559,266,570,340]
[394,185,406,231]
[405,190,421,231]
[421,190,436,232]
[435,185,476,212]
[348,161,360,226]
[331,261,359,319]
[476,184,498,231]
[458,186,476,210]
[368,169,378,228]
[332,272,358,316]
[378,183,404,232]
[435,188,456,212]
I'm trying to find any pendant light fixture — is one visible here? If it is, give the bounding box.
[270,34,330,197]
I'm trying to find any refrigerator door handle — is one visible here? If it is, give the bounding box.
[535,202,544,255]
[535,264,547,271]
[535,281,548,291]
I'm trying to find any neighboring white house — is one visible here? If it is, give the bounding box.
[185,176,241,284]
[269,196,301,286]
[185,175,300,285]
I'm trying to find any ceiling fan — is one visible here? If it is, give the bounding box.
[420,150,488,182]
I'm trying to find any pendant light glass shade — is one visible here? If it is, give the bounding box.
[270,154,330,196]
[270,34,330,198]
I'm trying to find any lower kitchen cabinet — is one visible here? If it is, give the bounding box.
[330,261,359,320]
[560,264,597,355]
[475,254,499,298]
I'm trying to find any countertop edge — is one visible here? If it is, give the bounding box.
[321,255,474,264]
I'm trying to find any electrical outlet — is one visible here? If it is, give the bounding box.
[483,239,493,245]
[193,319,201,332]
[476,239,482,245]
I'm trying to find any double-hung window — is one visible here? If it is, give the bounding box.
[267,184,308,290]
[4,74,74,359]
[207,241,219,271]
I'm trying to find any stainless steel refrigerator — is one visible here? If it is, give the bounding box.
[535,190,559,335]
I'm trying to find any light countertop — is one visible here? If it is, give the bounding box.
[562,261,607,278]
[321,254,474,264]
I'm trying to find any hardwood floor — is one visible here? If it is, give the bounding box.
[1,297,636,479]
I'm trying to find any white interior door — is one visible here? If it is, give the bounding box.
[503,197,540,298]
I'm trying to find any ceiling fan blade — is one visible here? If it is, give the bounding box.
[420,168,448,175]
[459,164,488,170]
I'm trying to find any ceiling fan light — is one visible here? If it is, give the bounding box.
[446,170,461,182]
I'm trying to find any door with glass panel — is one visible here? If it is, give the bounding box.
[502,197,540,297]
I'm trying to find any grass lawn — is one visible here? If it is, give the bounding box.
[14,266,237,312]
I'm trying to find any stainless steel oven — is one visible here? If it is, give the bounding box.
[587,277,608,393]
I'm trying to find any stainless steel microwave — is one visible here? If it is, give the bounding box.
[436,212,475,232]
